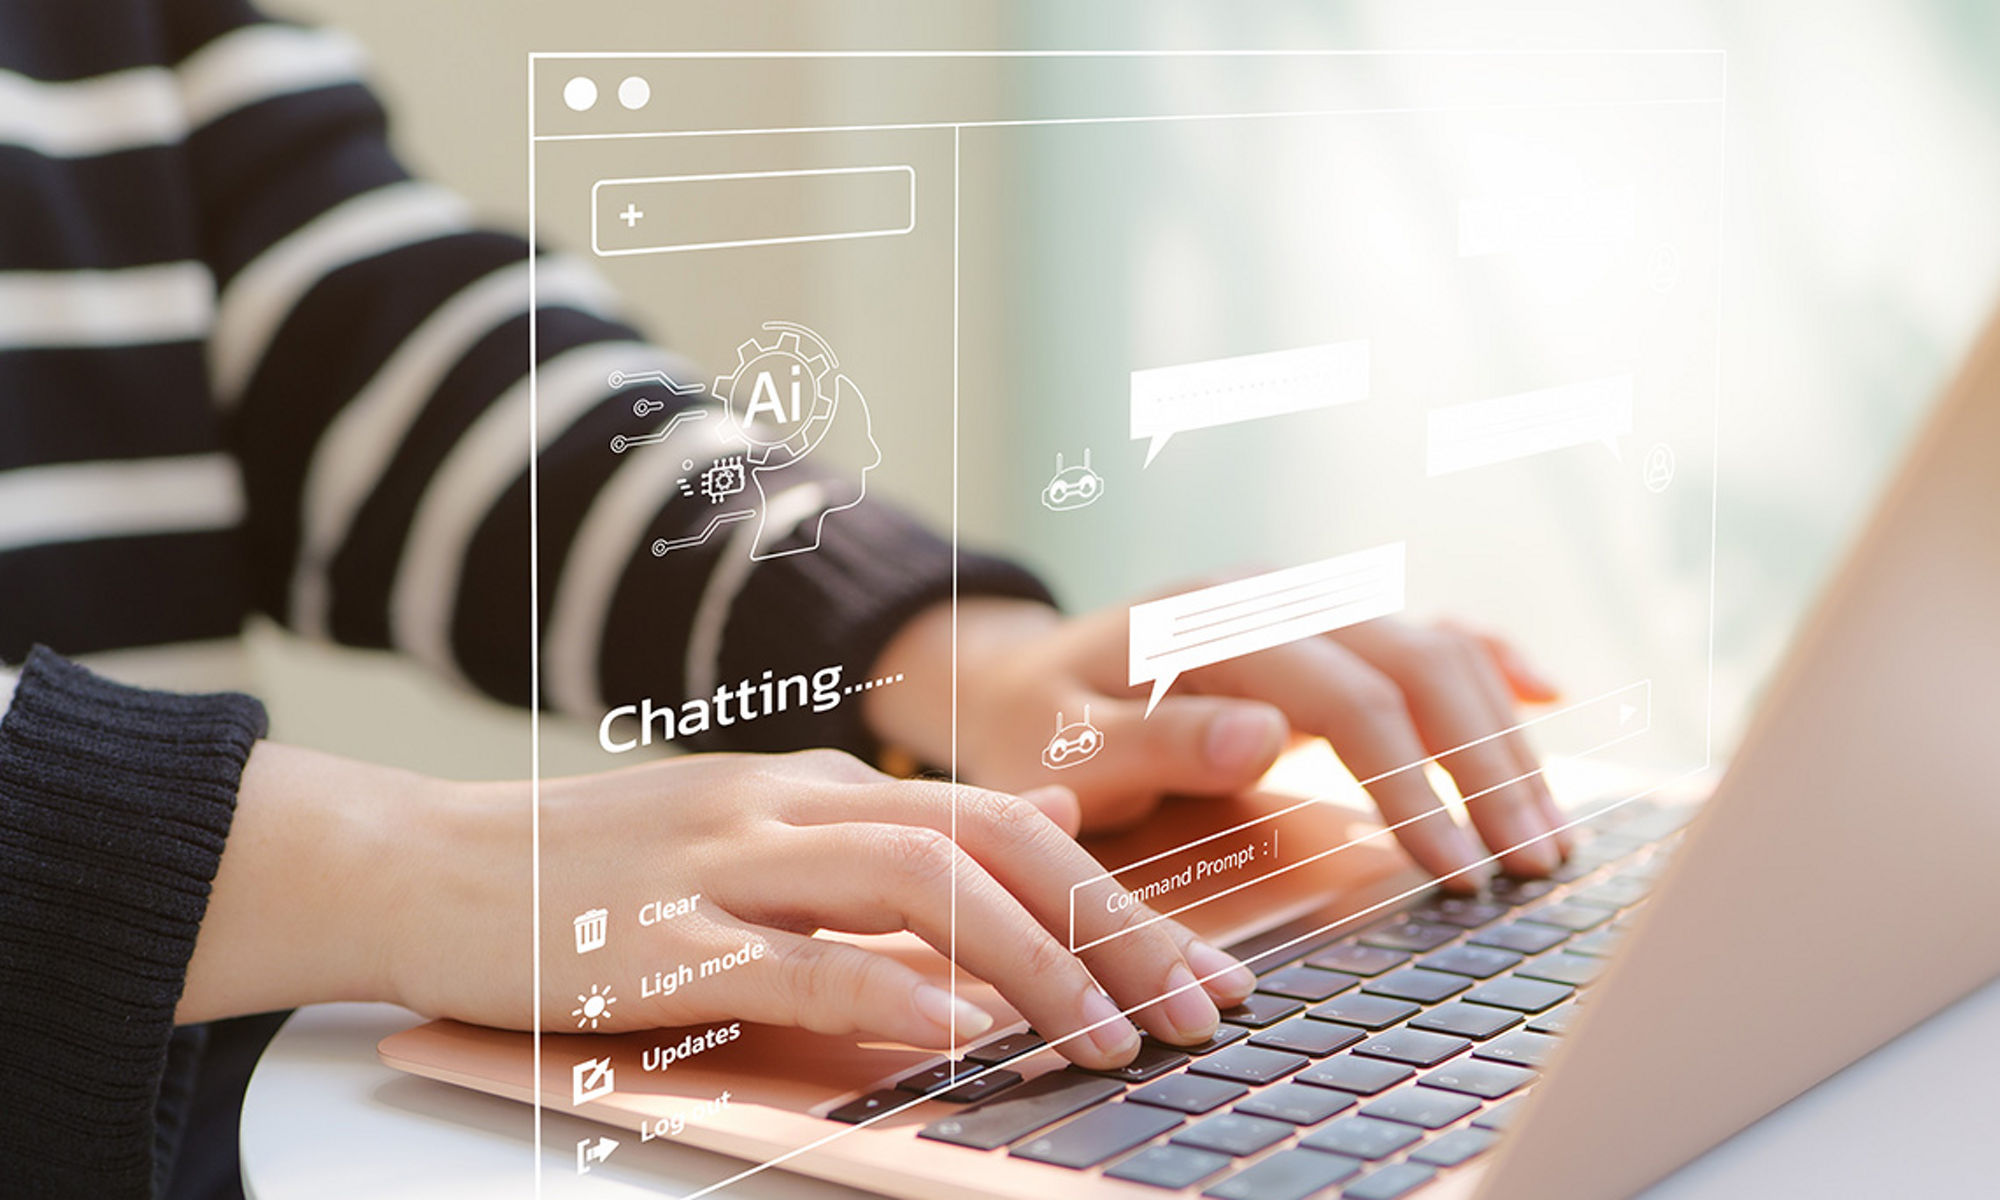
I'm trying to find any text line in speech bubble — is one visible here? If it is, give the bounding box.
[1129,543,1406,716]
[1425,373,1633,477]
[1130,340,1369,467]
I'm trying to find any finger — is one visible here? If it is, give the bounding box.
[1194,637,1489,888]
[1334,624,1558,876]
[1049,693,1289,801]
[1455,640,1574,857]
[1019,785,1082,837]
[644,921,998,1049]
[1443,621,1562,704]
[712,821,1147,1069]
[777,780,1259,1032]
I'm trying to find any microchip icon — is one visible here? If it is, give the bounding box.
[700,456,747,503]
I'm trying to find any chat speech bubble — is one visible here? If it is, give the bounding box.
[1130,340,1369,467]
[1425,374,1633,477]
[1130,544,1407,715]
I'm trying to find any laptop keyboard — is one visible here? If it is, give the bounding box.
[834,798,1697,1199]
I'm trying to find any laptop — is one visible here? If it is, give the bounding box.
[380,303,2000,1199]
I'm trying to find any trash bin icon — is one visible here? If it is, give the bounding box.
[574,908,608,954]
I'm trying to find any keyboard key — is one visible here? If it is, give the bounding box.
[965,1029,1045,1065]
[1308,994,1420,1030]
[1409,1002,1522,1040]
[1410,1126,1500,1167]
[1172,1112,1294,1156]
[1173,1025,1252,1055]
[1344,1162,1437,1200]
[939,1069,1022,1103]
[1300,1115,1422,1160]
[1235,1082,1357,1125]
[1419,1059,1536,1100]
[1084,1041,1191,1083]
[1414,897,1508,928]
[1465,977,1574,1014]
[1515,952,1605,988]
[1624,855,1671,882]
[1012,1102,1184,1169]
[1189,1043,1311,1086]
[919,1070,1123,1150]
[1521,901,1611,932]
[1418,944,1523,979]
[1361,1085,1480,1129]
[1220,993,1306,1028]
[1353,1028,1471,1067]
[1362,968,1471,1004]
[829,1090,913,1124]
[1359,920,1460,952]
[1470,922,1569,955]
[897,1060,980,1095]
[1486,876,1557,905]
[1256,966,1361,1001]
[1307,943,1410,977]
[1566,928,1624,958]
[1204,1147,1363,1200]
[1571,876,1650,909]
[1547,858,1595,883]
[1570,833,1646,867]
[1252,1018,1365,1058]
[1129,1074,1249,1115]
[1472,1096,1525,1130]
[1107,1144,1233,1190]
[1526,1004,1579,1035]
[1474,1029,1561,1069]
[1298,1055,1413,1095]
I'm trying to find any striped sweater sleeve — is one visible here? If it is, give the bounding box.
[174,2,1050,753]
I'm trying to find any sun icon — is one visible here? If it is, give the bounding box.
[572,984,618,1030]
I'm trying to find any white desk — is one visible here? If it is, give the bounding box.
[244,975,2000,1198]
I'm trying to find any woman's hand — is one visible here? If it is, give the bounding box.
[182,742,1256,1070]
[866,596,1569,885]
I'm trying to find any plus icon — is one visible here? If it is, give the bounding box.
[618,203,644,228]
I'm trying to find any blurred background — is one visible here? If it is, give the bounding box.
[259,0,2000,785]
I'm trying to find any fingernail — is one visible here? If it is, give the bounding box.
[1439,819,1484,873]
[914,983,993,1041]
[1158,964,1220,1042]
[1185,939,1257,1000]
[1079,989,1141,1062]
[1505,830,1559,876]
[1205,708,1285,774]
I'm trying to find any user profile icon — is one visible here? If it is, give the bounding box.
[1644,443,1676,493]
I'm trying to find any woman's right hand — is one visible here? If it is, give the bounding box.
[390,749,1258,1069]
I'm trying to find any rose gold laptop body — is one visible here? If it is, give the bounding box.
[381,304,2000,1198]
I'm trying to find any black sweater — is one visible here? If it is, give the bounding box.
[0,1,1046,1193]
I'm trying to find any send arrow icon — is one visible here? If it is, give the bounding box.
[1618,703,1639,726]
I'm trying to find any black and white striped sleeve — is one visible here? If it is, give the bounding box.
[178,1,1050,754]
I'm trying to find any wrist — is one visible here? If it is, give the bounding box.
[183,744,442,1020]
[381,776,532,1024]
[863,596,1060,770]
